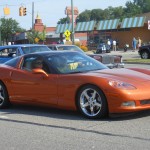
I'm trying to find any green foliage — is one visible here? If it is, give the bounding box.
[134,0,150,13]
[124,1,142,17]
[57,17,70,24]
[123,58,150,63]
[0,17,26,44]
[39,26,46,44]
[26,29,40,44]
[76,10,91,22]
[58,0,150,23]
[26,27,47,44]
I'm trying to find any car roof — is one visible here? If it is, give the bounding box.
[48,44,77,47]
[0,44,48,50]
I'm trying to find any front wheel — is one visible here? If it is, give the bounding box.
[141,51,150,59]
[77,85,108,119]
[0,82,10,109]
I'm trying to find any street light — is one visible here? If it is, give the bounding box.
[71,0,75,45]
[0,20,2,46]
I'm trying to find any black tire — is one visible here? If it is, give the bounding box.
[141,51,150,59]
[0,81,10,109]
[77,85,108,119]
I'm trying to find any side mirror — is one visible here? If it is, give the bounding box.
[32,69,49,77]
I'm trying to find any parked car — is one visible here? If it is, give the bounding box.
[95,43,111,54]
[47,44,124,68]
[0,44,51,63]
[47,44,84,53]
[1,51,150,119]
[138,44,150,59]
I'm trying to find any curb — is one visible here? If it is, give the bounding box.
[123,62,150,65]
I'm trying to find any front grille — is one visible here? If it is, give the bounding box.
[140,100,150,105]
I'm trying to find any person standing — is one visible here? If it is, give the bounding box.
[132,37,137,51]
[138,37,142,48]
[107,39,111,50]
[112,39,117,51]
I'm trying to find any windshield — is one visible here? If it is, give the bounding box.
[45,52,108,74]
[22,46,51,54]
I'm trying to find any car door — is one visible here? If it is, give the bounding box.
[10,55,58,105]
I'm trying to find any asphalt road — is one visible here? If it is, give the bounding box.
[0,105,150,150]
[0,57,150,150]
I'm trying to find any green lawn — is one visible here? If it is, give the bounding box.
[123,58,150,64]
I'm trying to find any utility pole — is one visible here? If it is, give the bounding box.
[71,0,75,45]
[32,2,34,29]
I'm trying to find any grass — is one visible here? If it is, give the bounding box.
[123,58,150,64]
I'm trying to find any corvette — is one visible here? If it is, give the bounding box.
[0,51,150,119]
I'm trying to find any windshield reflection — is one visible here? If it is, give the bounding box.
[45,52,108,74]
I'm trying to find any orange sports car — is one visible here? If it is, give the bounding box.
[0,51,150,119]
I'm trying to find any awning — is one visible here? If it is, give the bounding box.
[120,17,146,28]
[75,21,96,32]
[55,23,72,34]
[96,19,120,30]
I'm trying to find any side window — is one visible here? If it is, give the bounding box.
[0,49,8,56]
[57,46,64,50]
[22,56,49,73]
[8,48,17,57]
[0,48,17,57]
[53,47,57,50]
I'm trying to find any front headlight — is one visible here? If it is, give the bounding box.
[109,80,136,90]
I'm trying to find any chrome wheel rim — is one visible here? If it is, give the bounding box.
[142,52,148,59]
[80,88,102,117]
[0,85,5,106]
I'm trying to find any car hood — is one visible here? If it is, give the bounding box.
[85,68,150,83]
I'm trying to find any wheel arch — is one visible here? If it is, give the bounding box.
[0,80,9,93]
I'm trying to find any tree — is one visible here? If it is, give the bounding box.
[39,26,46,44]
[90,9,104,21]
[26,29,40,44]
[76,10,91,22]
[124,1,142,17]
[0,17,25,44]
[57,17,70,24]
[26,28,46,44]
[134,0,150,13]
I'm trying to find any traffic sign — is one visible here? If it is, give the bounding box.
[35,38,39,43]
[64,30,71,37]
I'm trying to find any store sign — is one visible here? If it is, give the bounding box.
[148,20,150,30]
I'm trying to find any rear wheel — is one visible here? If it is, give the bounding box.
[141,51,150,59]
[0,82,10,109]
[77,85,108,119]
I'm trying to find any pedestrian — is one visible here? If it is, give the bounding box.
[137,37,142,48]
[112,39,117,51]
[132,37,137,52]
[107,39,111,50]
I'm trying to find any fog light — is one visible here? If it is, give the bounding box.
[121,101,135,107]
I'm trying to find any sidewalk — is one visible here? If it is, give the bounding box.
[86,49,140,60]
[108,49,140,60]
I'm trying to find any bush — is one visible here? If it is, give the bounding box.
[80,45,88,52]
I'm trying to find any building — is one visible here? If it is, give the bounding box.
[12,8,150,49]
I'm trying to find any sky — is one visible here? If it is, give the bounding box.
[0,0,133,30]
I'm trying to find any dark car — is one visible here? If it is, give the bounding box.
[138,44,150,59]
[0,44,51,63]
[96,43,111,54]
